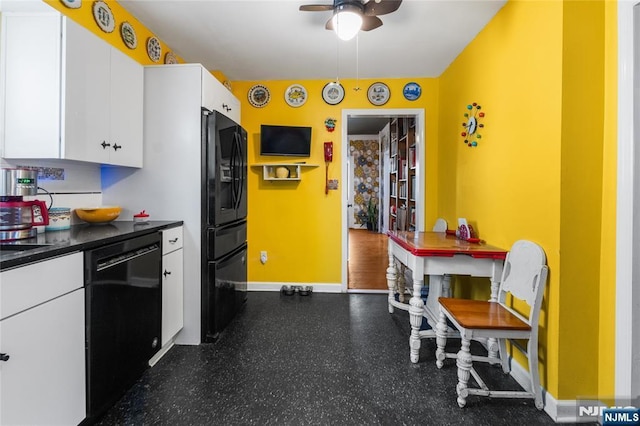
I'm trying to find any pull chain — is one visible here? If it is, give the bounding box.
[354,33,361,91]
[336,35,340,83]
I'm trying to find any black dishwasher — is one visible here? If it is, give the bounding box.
[84,232,162,422]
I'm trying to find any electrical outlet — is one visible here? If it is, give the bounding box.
[260,251,268,264]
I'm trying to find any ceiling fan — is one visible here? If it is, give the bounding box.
[299,0,402,40]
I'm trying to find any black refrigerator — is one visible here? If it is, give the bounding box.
[201,109,248,343]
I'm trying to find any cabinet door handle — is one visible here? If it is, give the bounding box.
[169,238,179,244]
[112,143,122,151]
[163,270,172,277]
[0,353,10,362]
[100,141,111,149]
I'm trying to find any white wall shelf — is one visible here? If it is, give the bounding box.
[251,163,318,181]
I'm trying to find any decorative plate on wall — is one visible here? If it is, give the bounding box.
[120,22,137,49]
[248,85,270,108]
[92,1,115,33]
[60,0,82,9]
[403,82,421,101]
[285,84,308,107]
[146,37,162,63]
[367,82,390,106]
[164,52,178,64]
[322,82,345,105]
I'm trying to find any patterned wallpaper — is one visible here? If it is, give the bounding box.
[350,139,380,226]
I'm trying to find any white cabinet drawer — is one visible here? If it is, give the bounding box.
[0,252,83,320]
[162,226,184,255]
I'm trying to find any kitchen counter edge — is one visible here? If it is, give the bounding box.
[0,221,184,271]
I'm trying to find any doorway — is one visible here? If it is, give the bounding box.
[341,109,425,293]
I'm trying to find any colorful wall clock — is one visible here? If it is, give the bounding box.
[461,103,485,147]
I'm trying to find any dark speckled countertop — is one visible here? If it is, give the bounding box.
[0,220,183,271]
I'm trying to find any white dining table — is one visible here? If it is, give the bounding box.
[386,231,508,363]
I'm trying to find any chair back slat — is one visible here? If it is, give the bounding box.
[499,240,548,324]
[432,218,448,232]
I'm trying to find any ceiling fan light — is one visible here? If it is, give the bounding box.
[332,8,363,41]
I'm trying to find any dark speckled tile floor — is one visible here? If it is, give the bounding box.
[96,293,559,425]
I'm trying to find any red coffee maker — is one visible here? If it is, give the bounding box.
[0,168,49,241]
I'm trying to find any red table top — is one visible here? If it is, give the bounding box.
[387,231,507,260]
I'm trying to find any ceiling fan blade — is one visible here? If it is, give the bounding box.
[299,4,334,11]
[325,17,334,31]
[364,0,402,16]
[361,15,383,31]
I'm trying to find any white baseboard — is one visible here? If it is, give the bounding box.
[347,289,388,294]
[149,338,175,367]
[508,356,599,423]
[248,282,343,293]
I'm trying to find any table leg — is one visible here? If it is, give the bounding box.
[408,275,425,363]
[386,248,398,314]
[487,260,503,358]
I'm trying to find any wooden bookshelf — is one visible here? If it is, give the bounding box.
[388,117,417,231]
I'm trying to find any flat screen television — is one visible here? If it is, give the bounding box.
[260,124,312,157]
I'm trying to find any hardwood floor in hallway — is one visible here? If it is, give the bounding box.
[348,228,389,291]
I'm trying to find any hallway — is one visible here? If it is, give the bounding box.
[348,229,388,291]
[97,293,558,425]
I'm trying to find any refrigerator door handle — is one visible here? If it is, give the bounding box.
[234,132,244,210]
[230,132,238,206]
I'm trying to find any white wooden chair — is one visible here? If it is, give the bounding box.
[432,218,448,232]
[434,240,549,409]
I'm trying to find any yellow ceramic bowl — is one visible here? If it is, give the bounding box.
[75,206,122,224]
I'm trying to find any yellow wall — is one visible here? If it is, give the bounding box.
[439,0,563,395]
[559,0,605,399]
[438,0,616,401]
[232,79,439,285]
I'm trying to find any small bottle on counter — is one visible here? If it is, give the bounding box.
[133,210,150,224]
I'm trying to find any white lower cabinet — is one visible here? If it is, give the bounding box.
[160,227,184,350]
[0,253,85,426]
[162,248,184,346]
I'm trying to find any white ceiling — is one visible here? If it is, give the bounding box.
[119,0,506,82]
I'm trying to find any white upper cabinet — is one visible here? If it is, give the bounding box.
[201,69,241,124]
[1,13,143,167]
